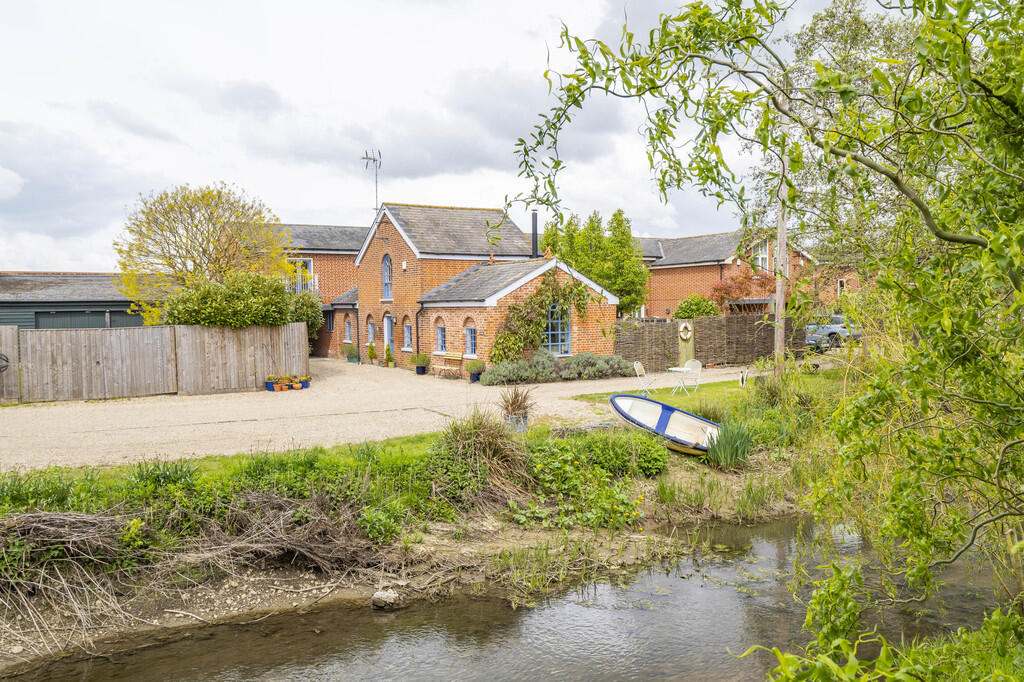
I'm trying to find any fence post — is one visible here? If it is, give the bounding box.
[0,326,19,403]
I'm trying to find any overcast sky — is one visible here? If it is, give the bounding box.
[0,0,828,272]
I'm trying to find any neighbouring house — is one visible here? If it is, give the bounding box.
[281,223,369,357]
[0,272,142,329]
[638,232,820,317]
[319,203,618,372]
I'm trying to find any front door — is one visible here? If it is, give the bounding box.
[384,315,394,356]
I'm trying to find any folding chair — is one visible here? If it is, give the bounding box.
[634,361,656,395]
[678,359,702,395]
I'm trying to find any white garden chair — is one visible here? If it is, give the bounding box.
[677,359,702,395]
[634,361,656,395]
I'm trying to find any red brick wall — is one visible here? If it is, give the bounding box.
[294,251,357,357]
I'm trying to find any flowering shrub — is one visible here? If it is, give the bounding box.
[480,351,632,385]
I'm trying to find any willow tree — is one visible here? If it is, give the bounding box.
[516,0,1024,660]
[115,183,291,323]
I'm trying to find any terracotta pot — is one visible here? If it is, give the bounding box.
[292,382,302,390]
[274,384,283,391]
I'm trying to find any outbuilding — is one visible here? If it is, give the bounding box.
[0,272,141,329]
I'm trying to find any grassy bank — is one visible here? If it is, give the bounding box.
[0,368,847,664]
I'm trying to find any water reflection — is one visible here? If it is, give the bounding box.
[31,518,996,682]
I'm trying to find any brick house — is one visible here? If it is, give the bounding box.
[319,203,617,373]
[638,231,819,317]
[282,223,369,357]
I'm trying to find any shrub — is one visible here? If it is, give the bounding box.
[570,429,668,477]
[480,352,633,385]
[162,271,323,338]
[466,360,486,375]
[499,386,535,418]
[343,344,358,359]
[358,503,402,544]
[695,400,728,424]
[703,420,753,470]
[384,344,394,364]
[367,342,377,361]
[410,353,430,367]
[673,294,719,319]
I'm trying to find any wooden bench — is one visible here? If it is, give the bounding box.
[434,351,463,378]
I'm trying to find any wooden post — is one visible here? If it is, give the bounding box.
[774,77,791,378]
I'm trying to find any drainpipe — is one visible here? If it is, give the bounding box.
[355,309,361,364]
[415,301,425,354]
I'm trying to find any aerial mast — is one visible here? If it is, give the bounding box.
[361,149,382,209]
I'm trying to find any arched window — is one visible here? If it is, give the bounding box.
[381,255,393,299]
[463,317,477,357]
[343,314,352,342]
[434,317,446,353]
[366,315,375,344]
[402,316,412,350]
[542,304,571,356]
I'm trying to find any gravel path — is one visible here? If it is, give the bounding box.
[0,359,750,471]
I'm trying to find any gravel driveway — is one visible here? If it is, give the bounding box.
[0,359,748,470]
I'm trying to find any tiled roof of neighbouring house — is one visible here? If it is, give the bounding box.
[0,273,128,302]
[331,287,359,307]
[382,203,532,257]
[636,237,664,260]
[283,224,370,252]
[652,231,741,266]
[419,259,552,304]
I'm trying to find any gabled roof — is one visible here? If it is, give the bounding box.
[330,286,358,307]
[0,273,128,302]
[652,231,741,267]
[355,203,532,264]
[636,237,664,261]
[419,258,618,307]
[282,224,369,253]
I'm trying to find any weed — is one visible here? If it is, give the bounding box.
[569,429,668,477]
[695,400,728,424]
[704,420,754,471]
[736,477,777,520]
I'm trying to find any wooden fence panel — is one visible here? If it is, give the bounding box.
[174,323,306,395]
[0,326,19,402]
[18,326,177,402]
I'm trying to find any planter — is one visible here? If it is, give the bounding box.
[347,356,358,363]
[504,414,528,433]
[415,366,427,375]
[301,380,310,389]
[273,384,283,392]
[291,382,302,390]
[387,361,396,368]
[469,373,481,383]
[279,384,289,391]
[265,381,274,391]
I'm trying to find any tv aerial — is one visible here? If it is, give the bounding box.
[361,149,382,209]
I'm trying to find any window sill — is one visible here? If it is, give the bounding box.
[462,354,478,359]
[400,347,413,352]
[343,339,352,344]
[380,298,394,302]
[433,350,447,355]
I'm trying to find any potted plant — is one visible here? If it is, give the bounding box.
[368,342,377,365]
[291,375,303,390]
[344,344,358,363]
[300,375,311,389]
[385,345,395,368]
[411,353,430,375]
[265,374,277,391]
[499,386,534,433]
[466,360,485,383]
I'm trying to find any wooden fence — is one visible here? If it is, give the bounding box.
[0,323,308,403]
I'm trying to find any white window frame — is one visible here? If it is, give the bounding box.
[326,310,334,333]
[402,323,413,351]
[367,321,375,345]
[837,278,847,298]
[464,327,477,358]
[381,254,393,300]
[287,257,317,294]
[752,240,771,272]
[435,325,446,354]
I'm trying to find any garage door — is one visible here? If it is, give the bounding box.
[109,311,144,327]
[34,311,108,329]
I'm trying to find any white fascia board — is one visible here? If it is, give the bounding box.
[289,249,359,255]
[354,207,421,266]
[482,259,558,306]
[649,260,729,270]
[421,301,488,308]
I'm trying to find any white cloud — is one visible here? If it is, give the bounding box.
[0,166,25,201]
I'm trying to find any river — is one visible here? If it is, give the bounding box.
[29,518,997,681]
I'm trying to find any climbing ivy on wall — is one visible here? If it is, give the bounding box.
[489,270,592,364]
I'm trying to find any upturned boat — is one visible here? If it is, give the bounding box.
[608,393,720,455]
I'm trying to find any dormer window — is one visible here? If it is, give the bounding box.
[382,254,393,300]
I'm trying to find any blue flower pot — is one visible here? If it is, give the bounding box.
[416,366,427,375]
[265,382,274,391]
[301,381,310,389]
[469,374,481,383]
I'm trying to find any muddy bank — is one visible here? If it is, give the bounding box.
[0,509,791,679]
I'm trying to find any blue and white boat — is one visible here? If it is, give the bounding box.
[608,393,720,455]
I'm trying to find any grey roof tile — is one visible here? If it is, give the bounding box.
[419,259,550,304]
[0,273,128,302]
[636,237,664,260]
[383,203,532,257]
[330,286,359,307]
[653,231,740,266]
[282,224,369,252]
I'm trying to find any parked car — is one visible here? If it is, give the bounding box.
[806,315,861,351]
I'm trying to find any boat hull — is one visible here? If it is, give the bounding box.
[608,393,720,455]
